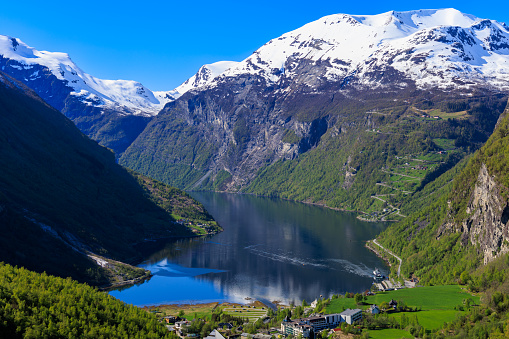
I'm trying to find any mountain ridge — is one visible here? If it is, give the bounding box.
[212,8,509,91]
[0,35,171,115]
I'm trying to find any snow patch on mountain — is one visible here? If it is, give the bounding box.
[172,61,239,98]
[0,35,172,115]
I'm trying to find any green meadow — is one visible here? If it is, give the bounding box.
[367,328,413,339]
[326,285,479,337]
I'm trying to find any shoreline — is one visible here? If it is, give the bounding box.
[190,189,369,217]
[365,240,393,269]
[100,231,221,291]
[99,273,153,291]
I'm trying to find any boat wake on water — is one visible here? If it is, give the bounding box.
[245,247,374,276]
[327,259,374,278]
[246,247,328,268]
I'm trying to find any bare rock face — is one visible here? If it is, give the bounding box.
[462,163,509,264]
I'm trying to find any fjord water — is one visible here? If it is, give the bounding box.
[110,193,388,306]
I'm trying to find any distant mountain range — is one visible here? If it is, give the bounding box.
[0,35,171,115]
[2,9,508,158]
[216,8,509,91]
[0,36,236,155]
[2,8,509,196]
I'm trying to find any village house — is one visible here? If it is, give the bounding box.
[369,305,380,314]
[218,323,234,330]
[164,316,178,324]
[310,299,318,308]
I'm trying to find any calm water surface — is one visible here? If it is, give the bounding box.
[110,193,388,306]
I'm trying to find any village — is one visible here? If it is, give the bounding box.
[175,218,222,235]
[152,297,368,339]
[144,264,477,339]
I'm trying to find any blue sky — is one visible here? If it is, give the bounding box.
[1,0,508,91]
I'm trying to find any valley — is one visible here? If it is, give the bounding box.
[2,6,509,339]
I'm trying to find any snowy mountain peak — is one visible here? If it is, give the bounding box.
[0,35,172,115]
[171,61,239,99]
[219,8,509,92]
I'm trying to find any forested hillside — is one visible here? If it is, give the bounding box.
[0,72,213,285]
[242,94,507,216]
[0,263,173,338]
[378,99,509,285]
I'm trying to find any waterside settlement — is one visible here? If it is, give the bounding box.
[149,267,399,339]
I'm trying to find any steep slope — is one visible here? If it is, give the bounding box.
[378,99,509,284]
[0,72,212,285]
[0,35,175,155]
[120,9,509,213]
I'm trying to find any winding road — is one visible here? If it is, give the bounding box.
[373,239,402,278]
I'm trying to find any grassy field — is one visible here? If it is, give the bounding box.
[370,285,478,311]
[325,298,359,313]
[427,109,469,120]
[433,138,456,150]
[142,302,220,320]
[410,107,469,121]
[222,305,268,322]
[367,328,413,339]
[389,310,459,331]
[142,302,268,323]
[326,285,479,337]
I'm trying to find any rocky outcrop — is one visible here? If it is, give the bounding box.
[460,164,509,264]
[119,73,344,190]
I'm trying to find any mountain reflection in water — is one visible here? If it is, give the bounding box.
[109,192,389,306]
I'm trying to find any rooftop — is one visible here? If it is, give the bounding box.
[340,309,362,316]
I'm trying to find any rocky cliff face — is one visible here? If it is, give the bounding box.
[433,105,509,265]
[119,68,380,190]
[126,43,418,191]
[461,163,509,264]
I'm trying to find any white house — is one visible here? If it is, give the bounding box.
[339,309,362,324]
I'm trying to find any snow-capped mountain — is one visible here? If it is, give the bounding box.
[120,8,509,194]
[0,35,172,116]
[0,34,239,155]
[169,61,239,99]
[215,8,509,91]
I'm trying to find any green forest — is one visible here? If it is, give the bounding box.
[0,263,173,338]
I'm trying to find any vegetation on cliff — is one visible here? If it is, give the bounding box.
[379,101,509,286]
[245,95,506,217]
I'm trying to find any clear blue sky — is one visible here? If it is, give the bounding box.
[1,0,508,91]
